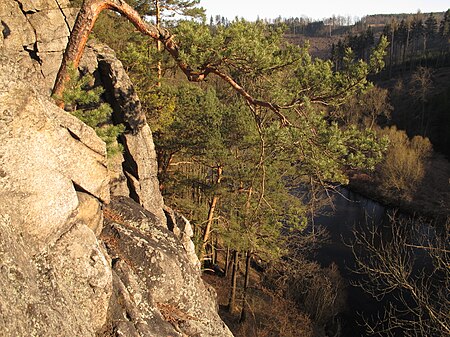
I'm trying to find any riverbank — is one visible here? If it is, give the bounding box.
[348,153,450,225]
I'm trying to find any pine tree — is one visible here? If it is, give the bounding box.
[58,66,125,157]
[425,13,438,40]
[439,9,450,39]
[52,4,391,323]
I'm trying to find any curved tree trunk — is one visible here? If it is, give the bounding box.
[52,0,199,106]
[51,0,293,121]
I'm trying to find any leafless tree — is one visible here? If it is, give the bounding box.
[262,226,346,331]
[349,213,449,337]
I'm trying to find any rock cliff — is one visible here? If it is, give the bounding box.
[0,1,232,336]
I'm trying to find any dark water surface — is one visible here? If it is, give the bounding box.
[313,189,390,337]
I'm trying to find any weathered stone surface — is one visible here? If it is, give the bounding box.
[28,9,69,49]
[0,214,41,336]
[0,54,109,253]
[121,124,166,221]
[79,41,99,74]
[76,192,104,236]
[17,0,70,12]
[100,196,233,337]
[0,211,112,337]
[27,7,71,88]
[107,150,131,199]
[165,206,201,271]
[0,0,36,51]
[88,41,166,224]
[0,49,112,336]
[39,222,112,334]
[0,0,75,93]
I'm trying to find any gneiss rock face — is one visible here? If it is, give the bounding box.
[0,54,112,335]
[82,41,166,224]
[0,0,233,336]
[0,215,113,337]
[101,196,233,337]
[0,54,109,254]
[0,0,78,93]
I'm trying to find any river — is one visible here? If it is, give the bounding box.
[313,188,392,337]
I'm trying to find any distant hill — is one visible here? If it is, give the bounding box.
[280,11,448,59]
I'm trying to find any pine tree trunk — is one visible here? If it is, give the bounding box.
[52,0,165,105]
[155,0,162,87]
[224,246,230,277]
[411,36,417,71]
[198,166,222,266]
[404,27,410,67]
[389,28,395,77]
[228,250,239,313]
[239,250,252,323]
[213,235,218,265]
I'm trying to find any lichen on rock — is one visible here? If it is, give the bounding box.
[101,196,233,337]
[0,0,233,336]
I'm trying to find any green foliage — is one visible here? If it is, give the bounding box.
[152,83,223,169]
[156,0,205,20]
[174,19,293,70]
[60,66,125,157]
[90,12,389,267]
[259,104,388,186]
[171,19,388,119]
[117,35,172,117]
[143,18,389,264]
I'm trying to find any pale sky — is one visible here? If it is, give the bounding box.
[200,0,449,22]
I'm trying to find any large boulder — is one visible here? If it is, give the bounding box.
[0,214,112,337]
[101,196,233,337]
[0,54,109,253]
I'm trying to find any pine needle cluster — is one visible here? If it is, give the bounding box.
[59,65,125,157]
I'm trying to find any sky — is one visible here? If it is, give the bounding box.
[200,0,449,22]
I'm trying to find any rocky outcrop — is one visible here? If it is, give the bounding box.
[0,0,77,93]
[81,41,166,224]
[2,0,166,224]
[0,214,113,337]
[0,54,109,254]
[0,54,112,335]
[165,206,202,271]
[101,197,232,337]
[0,0,232,336]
